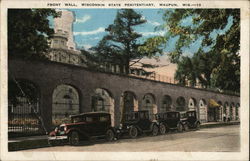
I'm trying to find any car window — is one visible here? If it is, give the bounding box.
[86,117,93,122]
[100,116,109,122]
[71,116,85,123]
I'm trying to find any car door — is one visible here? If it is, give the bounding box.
[98,115,110,135]
[138,112,151,130]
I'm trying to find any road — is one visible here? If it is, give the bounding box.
[23,125,240,152]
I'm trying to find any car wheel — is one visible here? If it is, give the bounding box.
[196,122,200,130]
[129,126,138,139]
[177,123,183,132]
[159,123,166,135]
[152,124,159,136]
[69,131,80,146]
[106,129,115,141]
[184,124,189,131]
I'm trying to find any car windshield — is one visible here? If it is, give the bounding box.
[71,116,85,123]
[187,112,195,117]
[167,112,179,118]
[180,112,187,118]
[125,112,138,121]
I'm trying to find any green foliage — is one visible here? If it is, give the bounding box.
[8,9,59,60]
[160,9,240,92]
[8,80,39,106]
[90,9,164,74]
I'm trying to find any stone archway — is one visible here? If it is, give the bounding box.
[161,95,172,112]
[230,102,235,121]
[91,88,115,126]
[120,91,138,122]
[52,84,80,126]
[199,99,207,123]
[236,103,240,120]
[142,93,157,120]
[176,96,186,111]
[188,98,197,111]
[217,101,223,121]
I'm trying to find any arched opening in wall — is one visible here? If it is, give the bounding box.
[236,103,240,120]
[188,98,198,119]
[91,88,115,126]
[188,98,197,111]
[161,95,172,112]
[142,93,157,120]
[8,79,43,136]
[208,99,221,122]
[217,101,223,121]
[223,102,229,122]
[199,99,207,123]
[52,84,80,126]
[120,91,138,122]
[230,102,235,121]
[176,96,186,112]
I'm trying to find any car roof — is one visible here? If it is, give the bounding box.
[125,110,149,114]
[70,112,110,118]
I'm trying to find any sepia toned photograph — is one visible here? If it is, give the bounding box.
[1,1,249,161]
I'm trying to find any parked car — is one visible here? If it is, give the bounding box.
[180,110,201,131]
[118,110,159,138]
[48,112,116,145]
[155,111,184,135]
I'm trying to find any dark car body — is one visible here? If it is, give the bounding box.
[118,110,159,138]
[180,111,201,130]
[48,112,116,145]
[155,111,184,134]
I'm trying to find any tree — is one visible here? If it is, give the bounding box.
[90,9,164,74]
[158,9,240,92]
[8,9,59,60]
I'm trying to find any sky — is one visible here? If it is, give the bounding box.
[50,9,233,78]
[70,9,165,50]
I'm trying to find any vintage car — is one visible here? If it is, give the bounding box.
[180,110,201,131]
[118,110,159,138]
[155,111,184,134]
[48,112,116,145]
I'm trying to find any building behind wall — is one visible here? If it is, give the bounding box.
[46,9,86,66]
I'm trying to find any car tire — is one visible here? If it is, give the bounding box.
[159,123,166,135]
[69,131,80,146]
[196,122,200,130]
[129,126,138,139]
[152,124,159,136]
[106,129,115,141]
[177,123,183,132]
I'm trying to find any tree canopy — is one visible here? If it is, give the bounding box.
[88,9,164,74]
[8,9,59,60]
[158,9,240,92]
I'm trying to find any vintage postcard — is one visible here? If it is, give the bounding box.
[0,0,249,160]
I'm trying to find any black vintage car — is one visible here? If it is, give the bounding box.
[48,112,116,145]
[180,111,201,131]
[155,111,184,134]
[118,110,159,138]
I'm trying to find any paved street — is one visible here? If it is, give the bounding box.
[23,125,240,152]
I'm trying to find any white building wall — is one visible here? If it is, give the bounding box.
[54,10,77,51]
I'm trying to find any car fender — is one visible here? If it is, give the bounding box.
[130,125,142,132]
[178,121,184,126]
[66,128,88,138]
[195,120,201,125]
